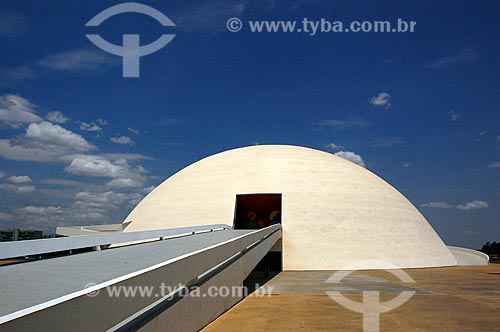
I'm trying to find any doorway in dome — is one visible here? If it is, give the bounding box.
[233,193,282,230]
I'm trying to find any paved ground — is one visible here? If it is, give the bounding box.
[201,265,500,331]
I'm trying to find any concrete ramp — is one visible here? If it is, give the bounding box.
[0,224,281,332]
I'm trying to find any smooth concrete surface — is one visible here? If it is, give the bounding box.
[137,230,281,332]
[123,145,456,270]
[0,224,230,260]
[447,246,489,266]
[201,265,500,331]
[0,226,281,332]
[0,229,255,319]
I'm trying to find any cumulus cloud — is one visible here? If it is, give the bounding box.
[74,191,142,210]
[317,118,371,130]
[369,92,391,108]
[0,119,102,162]
[428,46,482,70]
[325,143,344,151]
[107,178,144,188]
[7,175,31,183]
[18,205,63,215]
[421,200,489,210]
[65,156,146,181]
[80,122,102,132]
[402,162,413,168]
[487,162,500,168]
[0,139,63,162]
[45,110,69,124]
[0,94,43,128]
[421,202,454,209]
[334,151,366,167]
[26,121,96,152]
[0,183,36,194]
[0,212,13,220]
[456,200,489,210]
[110,136,135,146]
[143,185,155,193]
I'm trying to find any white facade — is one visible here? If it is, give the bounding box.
[123,145,457,270]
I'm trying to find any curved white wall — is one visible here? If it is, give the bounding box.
[123,145,457,270]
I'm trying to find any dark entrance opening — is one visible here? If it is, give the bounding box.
[235,194,282,291]
[234,194,282,230]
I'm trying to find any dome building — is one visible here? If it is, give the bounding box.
[123,145,460,270]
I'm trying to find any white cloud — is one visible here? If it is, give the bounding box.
[143,185,155,193]
[26,121,95,152]
[107,178,144,188]
[99,153,152,161]
[18,205,63,215]
[487,162,500,168]
[369,92,391,108]
[421,200,489,210]
[174,1,246,33]
[66,157,123,178]
[428,46,482,70]
[448,110,460,121]
[37,49,115,71]
[421,202,454,209]
[3,49,118,82]
[46,110,69,124]
[0,94,43,128]
[95,118,108,126]
[0,212,13,220]
[65,156,146,181]
[7,175,31,183]
[317,118,371,129]
[402,162,413,168]
[110,136,135,146]
[0,139,63,162]
[0,119,103,163]
[80,122,102,132]
[127,127,140,135]
[74,191,142,210]
[456,200,489,211]
[325,143,343,151]
[333,151,366,167]
[0,183,36,194]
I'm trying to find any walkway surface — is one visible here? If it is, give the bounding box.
[201,264,500,331]
[0,229,254,318]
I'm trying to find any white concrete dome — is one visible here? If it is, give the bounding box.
[123,145,457,270]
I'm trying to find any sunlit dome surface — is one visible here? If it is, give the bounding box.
[124,145,457,270]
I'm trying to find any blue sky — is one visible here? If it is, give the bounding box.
[0,0,498,249]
